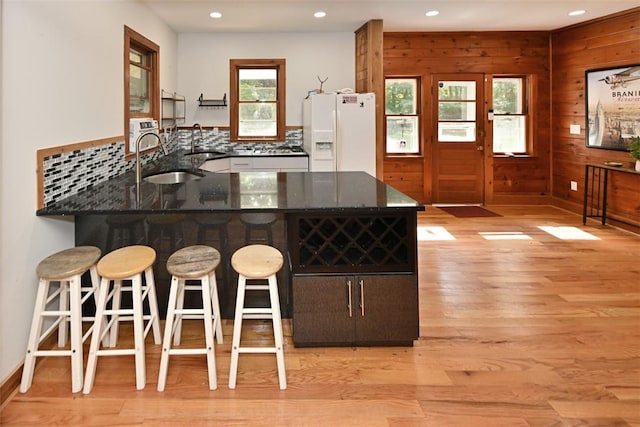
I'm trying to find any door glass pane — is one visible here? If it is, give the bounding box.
[239,103,277,136]
[438,81,476,101]
[438,122,476,142]
[438,102,476,121]
[386,116,419,153]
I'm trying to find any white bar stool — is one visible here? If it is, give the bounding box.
[20,246,102,393]
[229,244,286,390]
[83,245,161,393]
[158,245,223,391]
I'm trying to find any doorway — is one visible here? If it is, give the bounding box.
[431,74,485,204]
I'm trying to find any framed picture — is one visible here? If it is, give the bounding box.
[585,64,640,151]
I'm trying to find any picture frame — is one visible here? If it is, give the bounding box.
[585,64,640,151]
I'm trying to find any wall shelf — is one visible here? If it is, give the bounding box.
[161,90,186,130]
[198,93,227,108]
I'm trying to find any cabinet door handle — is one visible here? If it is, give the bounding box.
[359,279,365,317]
[346,279,353,317]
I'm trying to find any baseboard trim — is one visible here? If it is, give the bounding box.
[0,365,22,410]
[1,331,58,408]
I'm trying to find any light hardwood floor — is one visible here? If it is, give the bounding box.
[2,206,639,426]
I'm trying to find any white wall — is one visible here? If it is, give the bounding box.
[0,0,177,385]
[177,32,355,128]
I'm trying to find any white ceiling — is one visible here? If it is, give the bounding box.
[141,0,638,33]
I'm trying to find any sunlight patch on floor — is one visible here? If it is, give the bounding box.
[418,226,456,241]
[538,226,600,240]
[479,231,532,240]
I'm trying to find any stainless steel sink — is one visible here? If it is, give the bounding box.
[184,151,227,160]
[143,171,202,185]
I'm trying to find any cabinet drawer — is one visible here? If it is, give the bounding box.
[230,157,253,171]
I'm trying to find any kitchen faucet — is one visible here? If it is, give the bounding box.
[191,123,203,153]
[135,131,162,184]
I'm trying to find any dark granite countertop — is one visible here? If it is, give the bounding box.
[37,150,424,216]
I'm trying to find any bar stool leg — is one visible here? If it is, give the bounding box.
[228,274,247,389]
[201,274,218,390]
[210,272,223,344]
[87,265,109,348]
[58,281,69,347]
[144,267,162,344]
[20,279,50,393]
[69,276,84,392]
[157,276,181,392]
[83,276,111,394]
[268,274,286,390]
[172,277,186,346]
[109,280,123,347]
[132,274,146,390]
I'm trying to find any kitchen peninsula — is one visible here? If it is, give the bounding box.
[37,150,424,346]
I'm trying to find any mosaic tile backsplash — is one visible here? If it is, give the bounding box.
[41,128,303,207]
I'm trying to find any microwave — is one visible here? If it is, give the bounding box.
[129,118,159,152]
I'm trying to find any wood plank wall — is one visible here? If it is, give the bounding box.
[383,31,552,204]
[355,20,384,179]
[550,8,640,227]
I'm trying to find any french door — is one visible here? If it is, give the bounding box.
[431,74,485,204]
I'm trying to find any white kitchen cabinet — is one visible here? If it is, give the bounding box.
[201,158,230,172]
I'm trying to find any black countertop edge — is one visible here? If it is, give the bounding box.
[37,206,425,217]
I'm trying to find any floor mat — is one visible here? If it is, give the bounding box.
[437,205,502,218]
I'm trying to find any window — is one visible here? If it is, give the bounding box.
[230,59,286,142]
[492,76,528,154]
[124,26,159,155]
[385,78,420,154]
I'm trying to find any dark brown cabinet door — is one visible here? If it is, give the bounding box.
[292,275,355,346]
[354,275,419,345]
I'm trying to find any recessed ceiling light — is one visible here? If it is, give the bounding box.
[209,11,222,19]
[425,10,439,17]
[568,10,586,16]
[314,11,327,18]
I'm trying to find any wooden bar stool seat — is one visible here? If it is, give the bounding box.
[229,244,286,389]
[83,245,161,393]
[21,246,101,393]
[158,245,223,391]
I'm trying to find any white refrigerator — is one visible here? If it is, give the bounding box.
[303,93,376,177]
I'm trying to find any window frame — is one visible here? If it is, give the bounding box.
[384,76,422,155]
[229,59,286,142]
[490,75,532,155]
[124,26,159,156]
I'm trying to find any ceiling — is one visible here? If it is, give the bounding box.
[141,0,638,33]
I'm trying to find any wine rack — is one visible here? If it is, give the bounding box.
[288,212,416,274]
